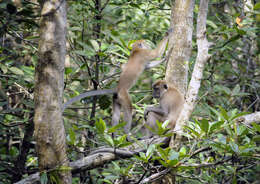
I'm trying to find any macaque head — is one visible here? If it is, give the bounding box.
[152,80,168,99]
[131,40,150,51]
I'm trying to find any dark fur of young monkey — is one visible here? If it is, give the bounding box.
[112,29,173,134]
[143,80,184,137]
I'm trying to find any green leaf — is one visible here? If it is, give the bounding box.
[162,119,169,129]
[116,44,129,56]
[157,147,169,161]
[179,146,187,156]
[252,135,260,143]
[209,120,224,134]
[9,67,24,75]
[252,123,260,133]
[112,161,120,170]
[232,84,240,96]
[229,142,239,154]
[115,135,131,148]
[111,30,119,36]
[200,119,209,134]
[108,122,126,133]
[209,106,222,118]
[184,125,200,138]
[254,2,260,10]
[117,142,132,148]
[74,50,95,57]
[206,20,218,29]
[159,159,169,167]
[219,107,229,120]
[169,150,179,160]
[68,128,76,145]
[95,119,106,134]
[0,64,8,74]
[168,159,178,167]
[128,40,137,49]
[58,166,72,171]
[65,67,73,75]
[135,154,147,162]
[90,40,100,51]
[104,134,114,147]
[40,172,48,184]
[146,144,156,158]
[230,112,249,121]
[215,85,231,95]
[129,3,140,9]
[102,179,113,184]
[236,125,247,136]
[139,152,146,160]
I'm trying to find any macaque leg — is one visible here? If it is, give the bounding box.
[144,111,165,138]
[123,105,132,134]
[118,90,132,134]
[112,96,121,127]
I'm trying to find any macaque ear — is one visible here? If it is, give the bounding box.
[163,84,168,89]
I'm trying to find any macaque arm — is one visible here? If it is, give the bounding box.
[145,58,166,69]
[144,28,173,61]
[144,36,169,61]
[144,106,167,120]
[62,88,116,112]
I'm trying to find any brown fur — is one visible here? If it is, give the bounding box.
[112,36,170,134]
[144,80,184,137]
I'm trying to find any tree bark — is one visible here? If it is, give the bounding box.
[236,112,260,125]
[166,0,195,95]
[171,0,210,151]
[164,1,194,183]
[34,0,71,183]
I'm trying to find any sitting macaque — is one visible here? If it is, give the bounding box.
[143,80,184,137]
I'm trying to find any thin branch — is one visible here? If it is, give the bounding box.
[139,168,171,184]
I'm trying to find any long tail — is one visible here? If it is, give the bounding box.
[62,88,116,112]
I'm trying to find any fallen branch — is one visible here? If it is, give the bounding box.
[236,111,260,125]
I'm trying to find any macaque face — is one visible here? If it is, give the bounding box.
[132,40,150,50]
[152,81,168,99]
[152,86,161,99]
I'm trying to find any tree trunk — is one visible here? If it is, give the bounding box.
[173,0,210,138]
[34,0,72,183]
[166,0,195,95]
[162,0,195,183]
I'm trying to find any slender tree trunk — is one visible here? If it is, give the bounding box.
[34,0,72,183]
[166,0,194,95]
[172,0,210,139]
[90,0,102,121]
[161,1,195,183]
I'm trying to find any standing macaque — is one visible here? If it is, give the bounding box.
[143,80,184,137]
[112,30,172,134]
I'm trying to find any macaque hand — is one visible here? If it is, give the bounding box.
[166,28,173,36]
[144,107,152,121]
